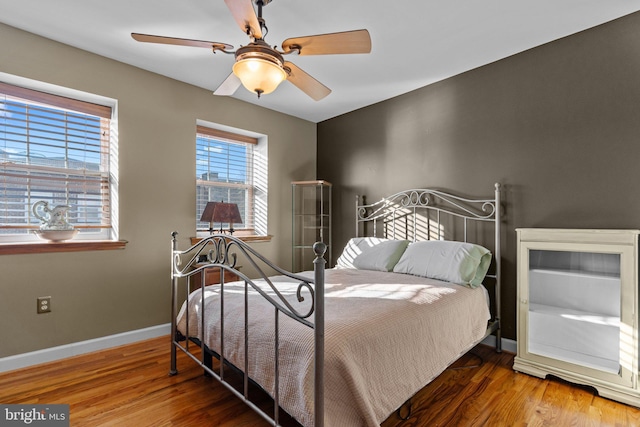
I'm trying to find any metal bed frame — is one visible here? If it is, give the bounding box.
[169,182,502,427]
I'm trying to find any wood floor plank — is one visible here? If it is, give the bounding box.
[2,337,640,426]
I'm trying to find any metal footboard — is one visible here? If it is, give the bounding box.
[170,232,326,426]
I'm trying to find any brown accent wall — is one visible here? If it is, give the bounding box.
[318,12,640,340]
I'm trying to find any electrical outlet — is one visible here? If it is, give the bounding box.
[37,296,51,314]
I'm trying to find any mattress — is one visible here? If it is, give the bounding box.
[176,268,490,427]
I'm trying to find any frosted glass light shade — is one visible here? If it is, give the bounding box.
[233,57,287,96]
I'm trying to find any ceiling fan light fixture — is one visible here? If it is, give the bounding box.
[233,44,287,97]
[233,57,286,96]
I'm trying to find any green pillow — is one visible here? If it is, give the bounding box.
[393,240,492,287]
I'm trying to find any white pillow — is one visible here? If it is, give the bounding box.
[392,240,492,287]
[336,237,410,272]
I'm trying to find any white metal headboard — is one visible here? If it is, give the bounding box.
[355,182,502,350]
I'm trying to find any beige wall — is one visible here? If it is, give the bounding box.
[318,11,640,341]
[0,23,317,357]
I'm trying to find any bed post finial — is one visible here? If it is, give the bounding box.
[313,241,327,257]
[313,241,326,427]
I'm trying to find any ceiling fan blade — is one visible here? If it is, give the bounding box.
[131,33,233,51]
[281,29,371,55]
[224,0,263,39]
[284,61,331,101]
[213,72,242,96]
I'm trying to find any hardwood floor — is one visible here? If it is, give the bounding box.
[1,336,639,426]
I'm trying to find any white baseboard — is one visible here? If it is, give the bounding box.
[482,335,517,353]
[1,324,514,374]
[0,323,171,373]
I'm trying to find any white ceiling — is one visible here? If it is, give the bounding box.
[1,0,639,123]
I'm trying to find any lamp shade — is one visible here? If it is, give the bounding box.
[212,202,243,225]
[200,201,219,223]
[233,57,287,96]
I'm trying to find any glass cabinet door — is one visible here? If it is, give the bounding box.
[527,249,622,374]
[292,180,331,273]
[518,234,636,388]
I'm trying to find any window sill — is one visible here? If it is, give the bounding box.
[0,240,128,255]
[190,234,272,245]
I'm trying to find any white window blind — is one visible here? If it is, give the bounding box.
[196,126,257,232]
[0,82,112,238]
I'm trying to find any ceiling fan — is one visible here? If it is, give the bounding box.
[132,0,371,101]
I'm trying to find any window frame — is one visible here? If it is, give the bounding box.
[0,74,121,252]
[195,123,268,238]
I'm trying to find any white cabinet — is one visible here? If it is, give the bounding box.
[513,228,640,406]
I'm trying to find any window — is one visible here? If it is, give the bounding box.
[196,125,267,236]
[0,81,117,243]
